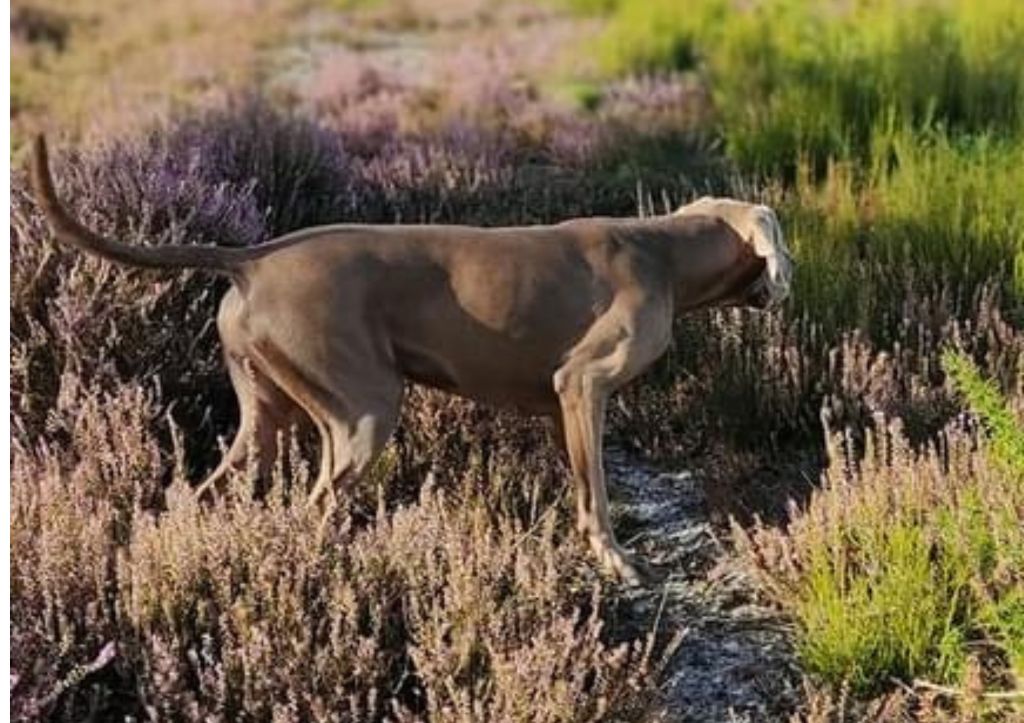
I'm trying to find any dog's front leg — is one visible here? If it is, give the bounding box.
[550,414,592,535]
[558,384,639,581]
[554,296,672,584]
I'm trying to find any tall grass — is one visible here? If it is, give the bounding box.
[585,0,1024,174]
[782,125,1024,333]
[738,359,1023,706]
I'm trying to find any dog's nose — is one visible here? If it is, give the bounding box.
[751,289,772,309]
[742,278,772,309]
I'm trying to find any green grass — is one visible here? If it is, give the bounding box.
[779,403,1023,697]
[583,0,1024,175]
[797,522,969,692]
[780,124,1024,335]
[943,351,1024,477]
[745,355,1024,699]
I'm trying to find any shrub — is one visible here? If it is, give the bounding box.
[615,281,1022,523]
[11,377,660,721]
[155,99,356,237]
[738,412,1024,703]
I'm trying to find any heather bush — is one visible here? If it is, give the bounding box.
[12,379,660,720]
[11,379,164,720]
[154,99,355,237]
[613,281,1023,524]
[737,403,1024,707]
[305,41,727,217]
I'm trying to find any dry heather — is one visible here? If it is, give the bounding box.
[10,0,1024,719]
[12,375,664,722]
[13,379,670,721]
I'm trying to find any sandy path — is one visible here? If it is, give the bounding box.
[607,449,801,721]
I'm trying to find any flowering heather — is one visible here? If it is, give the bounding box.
[11,0,1024,712]
[596,74,714,134]
[156,100,357,236]
[11,376,661,721]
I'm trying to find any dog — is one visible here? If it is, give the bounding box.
[30,134,792,583]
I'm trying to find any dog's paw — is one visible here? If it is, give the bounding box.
[599,547,660,587]
[621,557,669,587]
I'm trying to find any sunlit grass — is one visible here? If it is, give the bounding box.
[583,0,1024,174]
[781,124,1024,336]
[11,0,308,145]
[742,381,1024,701]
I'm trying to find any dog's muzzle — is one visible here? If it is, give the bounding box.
[744,266,790,309]
[743,277,773,309]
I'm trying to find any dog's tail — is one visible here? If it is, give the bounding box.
[30,134,255,277]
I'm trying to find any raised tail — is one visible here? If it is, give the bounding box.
[30,134,253,275]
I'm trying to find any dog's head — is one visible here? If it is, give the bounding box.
[674,196,793,309]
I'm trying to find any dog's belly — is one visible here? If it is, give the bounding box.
[386,281,608,413]
[392,338,562,414]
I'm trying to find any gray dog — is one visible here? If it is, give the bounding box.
[31,135,792,582]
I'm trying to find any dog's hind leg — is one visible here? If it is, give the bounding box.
[247,339,403,530]
[305,391,402,532]
[195,354,304,502]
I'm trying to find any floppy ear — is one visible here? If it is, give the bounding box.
[749,206,792,303]
[673,195,714,216]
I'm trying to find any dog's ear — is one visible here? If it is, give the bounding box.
[673,195,714,216]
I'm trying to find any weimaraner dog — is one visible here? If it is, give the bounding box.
[31,135,792,583]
